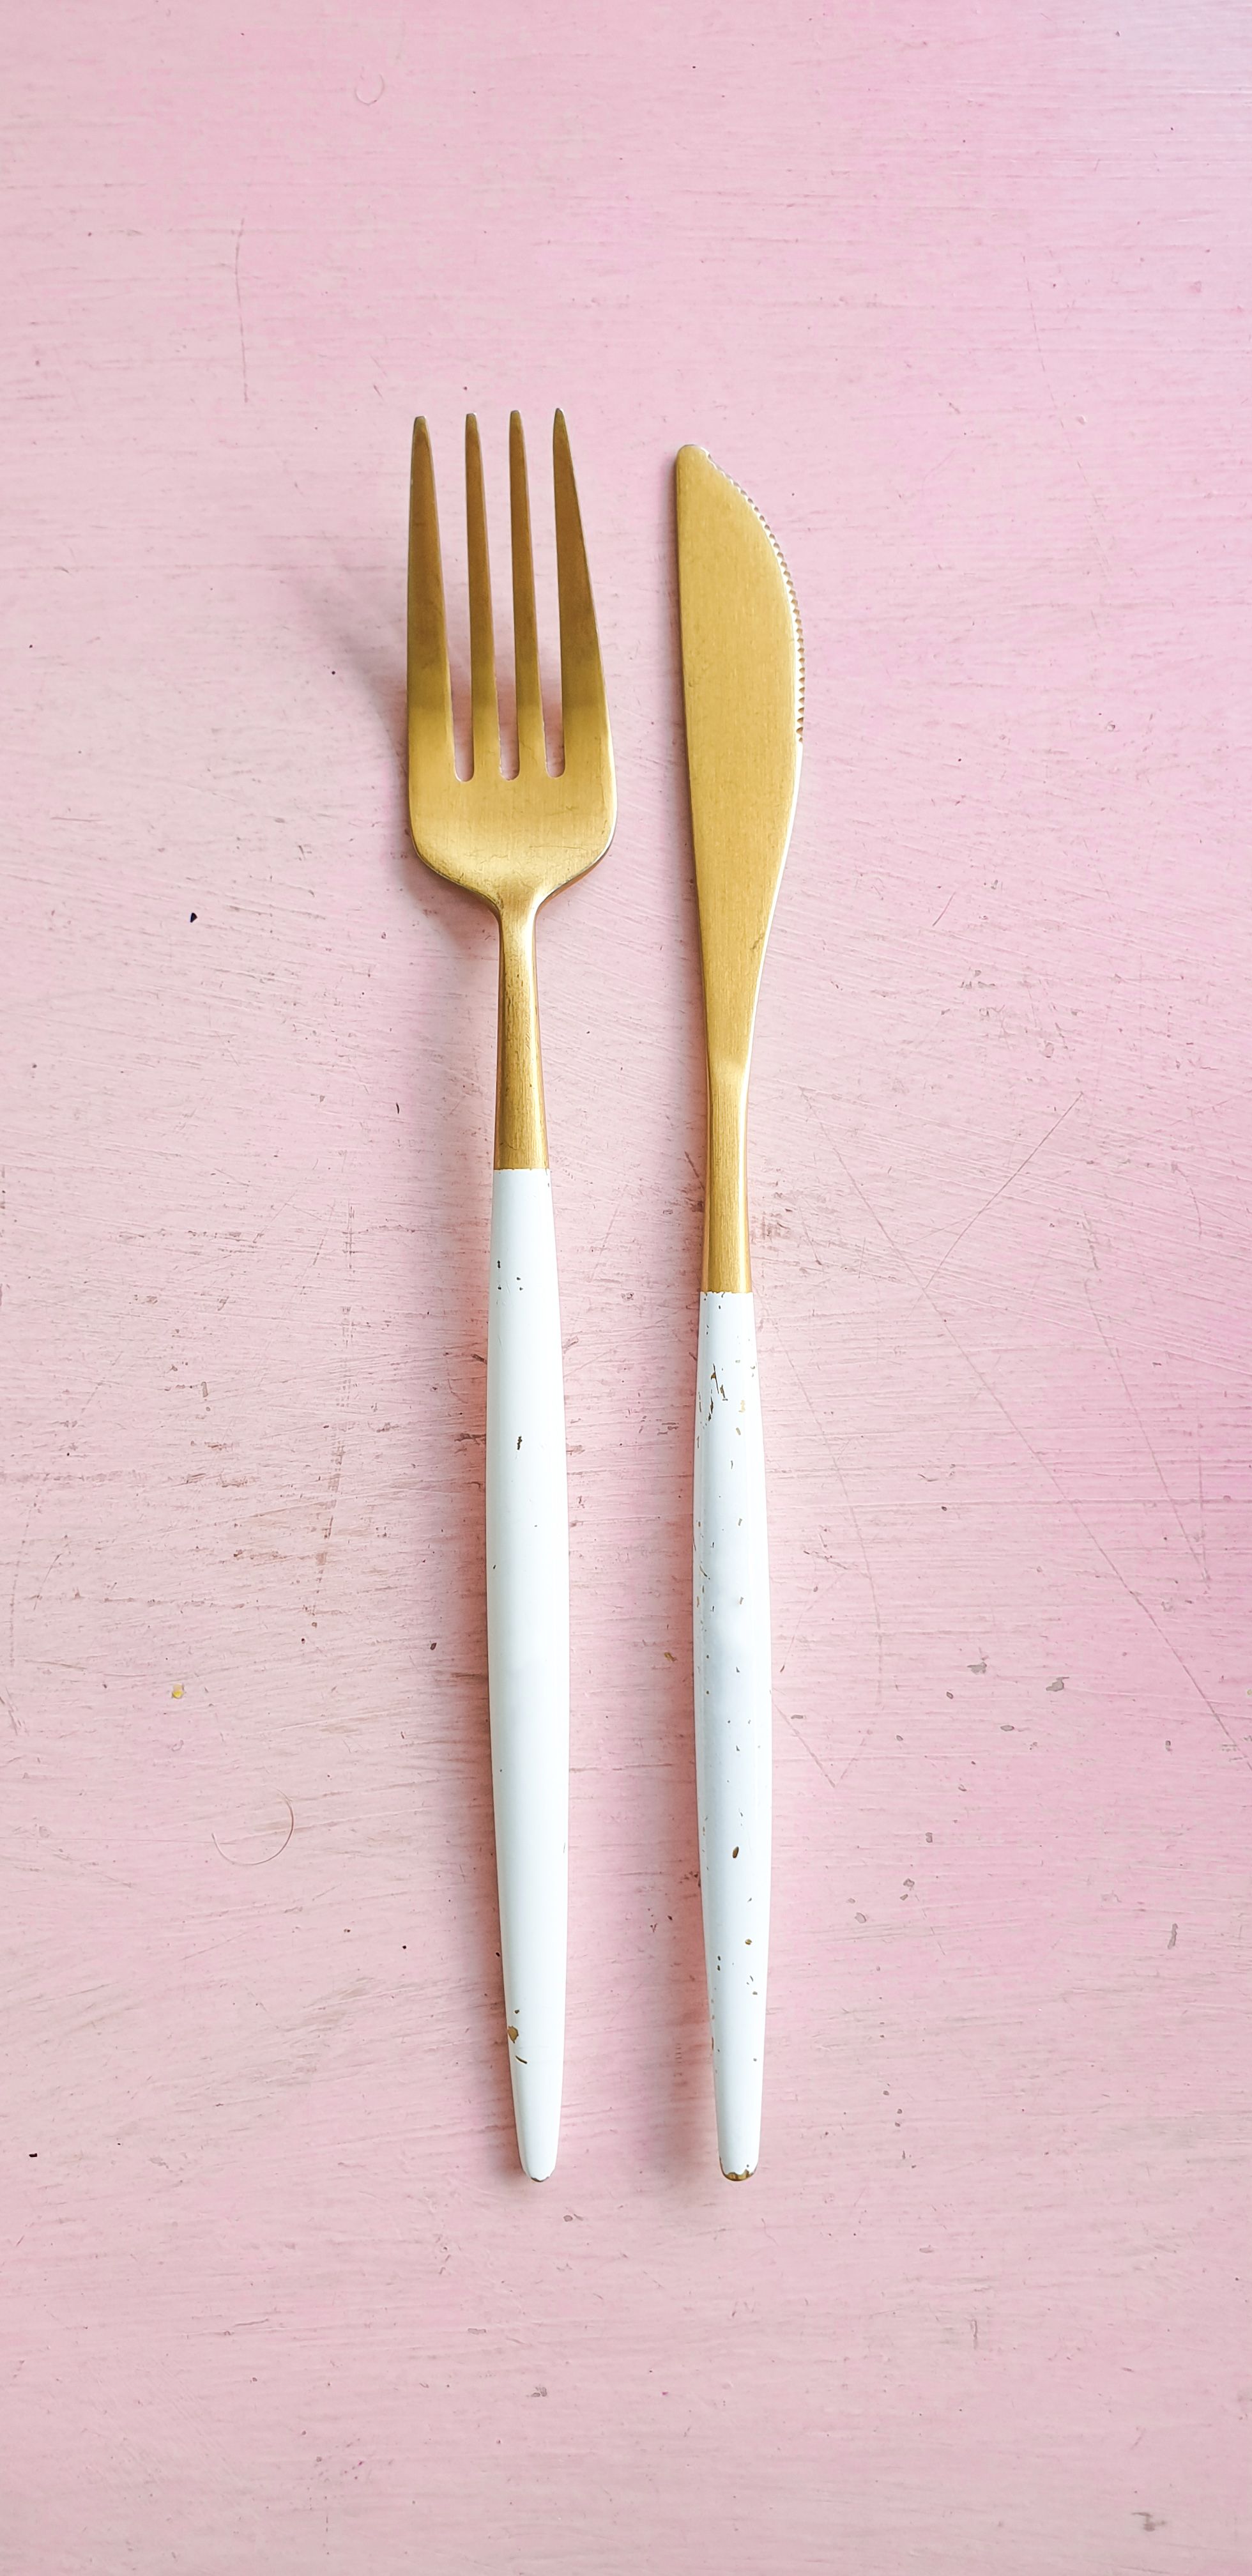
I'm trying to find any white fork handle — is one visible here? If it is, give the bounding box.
[485,1168,569,2181]
[694,1291,772,2179]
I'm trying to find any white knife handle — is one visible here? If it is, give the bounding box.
[485,1169,569,2181]
[694,1290,772,2179]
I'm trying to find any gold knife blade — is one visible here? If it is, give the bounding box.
[676,445,804,1290]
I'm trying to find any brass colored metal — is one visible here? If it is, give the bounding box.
[407,412,616,1170]
[676,447,804,1292]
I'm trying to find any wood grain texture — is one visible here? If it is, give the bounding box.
[3,2,1250,2568]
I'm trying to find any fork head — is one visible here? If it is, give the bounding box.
[407,411,615,914]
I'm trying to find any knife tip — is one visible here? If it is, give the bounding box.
[675,447,804,744]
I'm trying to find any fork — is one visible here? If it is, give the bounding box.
[407,412,615,2180]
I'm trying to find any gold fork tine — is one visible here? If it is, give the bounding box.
[553,410,608,767]
[465,415,500,778]
[407,419,454,772]
[509,412,545,772]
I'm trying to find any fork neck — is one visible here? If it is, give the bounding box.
[494,899,548,1172]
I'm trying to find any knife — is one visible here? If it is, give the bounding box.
[676,445,804,2180]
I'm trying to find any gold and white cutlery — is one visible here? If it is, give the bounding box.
[407,411,615,2179]
[676,445,804,2179]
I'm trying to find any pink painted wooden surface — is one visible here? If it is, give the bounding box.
[3,3,1250,2567]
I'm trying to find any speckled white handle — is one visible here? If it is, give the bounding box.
[486,1169,569,2181]
[694,1290,772,2179]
